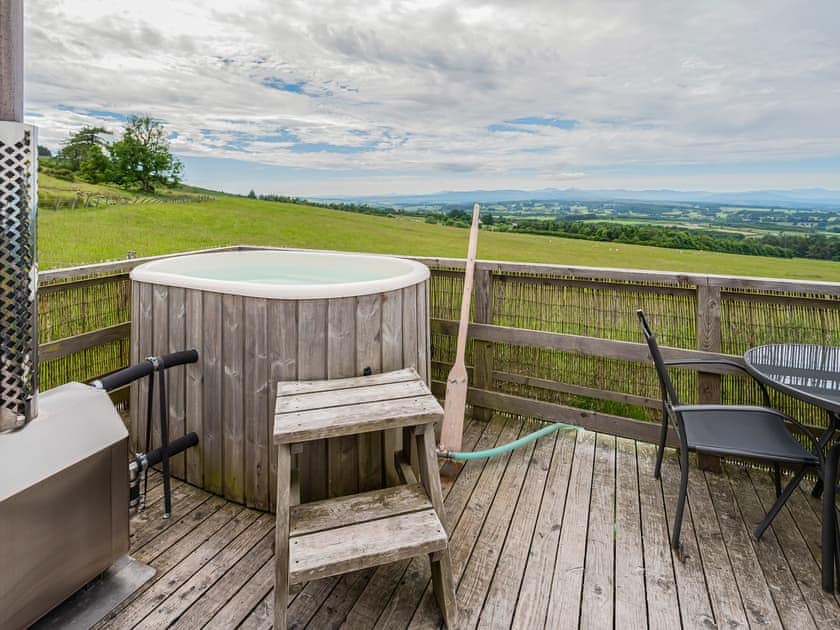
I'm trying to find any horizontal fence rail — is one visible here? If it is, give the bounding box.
[35,247,840,459]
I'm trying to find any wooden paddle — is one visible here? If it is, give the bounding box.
[439,203,481,452]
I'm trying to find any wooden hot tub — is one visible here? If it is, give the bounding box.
[130,249,430,509]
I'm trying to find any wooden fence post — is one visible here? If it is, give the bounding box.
[696,281,723,472]
[472,266,494,422]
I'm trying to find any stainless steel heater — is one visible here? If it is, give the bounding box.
[0,383,130,629]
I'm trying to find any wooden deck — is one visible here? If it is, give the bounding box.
[94,415,840,629]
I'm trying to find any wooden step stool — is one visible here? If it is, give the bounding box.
[273,368,458,629]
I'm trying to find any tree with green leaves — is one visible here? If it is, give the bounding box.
[78,144,112,183]
[109,115,183,192]
[56,126,111,171]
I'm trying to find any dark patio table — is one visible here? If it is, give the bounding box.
[743,344,840,592]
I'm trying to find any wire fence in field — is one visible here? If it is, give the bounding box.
[38,190,216,211]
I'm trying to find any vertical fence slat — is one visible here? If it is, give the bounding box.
[185,288,204,486]
[297,299,329,501]
[356,293,383,492]
[202,291,223,495]
[268,300,298,511]
[381,289,404,485]
[244,297,269,509]
[151,285,169,452]
[222,294,245,503]
[327,296,358,497]
[167,286,186,478]
[472,267,494,422]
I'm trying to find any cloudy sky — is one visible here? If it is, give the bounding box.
[23,1,840,196]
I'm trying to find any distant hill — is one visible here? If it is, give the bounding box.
[318,187,840,210]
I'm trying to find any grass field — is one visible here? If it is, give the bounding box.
[36,179,840,281]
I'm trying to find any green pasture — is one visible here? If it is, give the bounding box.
[36,181,840,281]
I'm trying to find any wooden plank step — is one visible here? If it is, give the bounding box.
[290,508,447,584]
[290,483,432,536]
[274,396,442,444]
[279,380,431,413]
[277,368,420,396]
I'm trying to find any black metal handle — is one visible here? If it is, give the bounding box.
[92,349,199,391]
[95,361,154,392]
[144,432,199,468]
[159,349,199,370]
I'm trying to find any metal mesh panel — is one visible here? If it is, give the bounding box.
[0,122,38,431]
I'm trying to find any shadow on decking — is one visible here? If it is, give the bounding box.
[94,414,840,629]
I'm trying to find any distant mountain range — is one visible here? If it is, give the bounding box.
[317,187,840,210]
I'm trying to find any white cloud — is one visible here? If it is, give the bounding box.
[22,0,840,194]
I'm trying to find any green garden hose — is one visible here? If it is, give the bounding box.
[437,422,580,461]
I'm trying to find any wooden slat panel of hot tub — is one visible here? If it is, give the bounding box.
[130,280,430,510]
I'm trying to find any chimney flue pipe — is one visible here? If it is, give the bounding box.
[0,0,38,431]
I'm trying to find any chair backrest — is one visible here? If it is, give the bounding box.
[637,310,684,434]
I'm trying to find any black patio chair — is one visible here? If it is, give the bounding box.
[637,309,822,549]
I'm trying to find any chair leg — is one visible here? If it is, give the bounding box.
[754,465,808,540]
[812,478,824,499]
[835,520,840,591]
[671,448,689,549]
[654,413,668,480]
[773,463,782,498]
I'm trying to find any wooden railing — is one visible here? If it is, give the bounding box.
[416,256,840,457]
[36,247,840,453]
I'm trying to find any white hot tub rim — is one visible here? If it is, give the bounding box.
[129,249,430,300]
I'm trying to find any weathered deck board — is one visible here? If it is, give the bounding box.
[747,467,840,627]
[685,452,750,629]
[580,432,616,629]
[170,529,275,628]
[97,506,258,628]
[455,421,539,628]
[546,429,597,629]
[704,464,783,629]
[406,418,526,628]
[636,441,682,630]
[143,518,274,628]
[108,418,840,629]
[613,437,647,630]
[511,427,576,629]
[476,427,557,629]
[376,416,517,629]
[204,557,274,629]
[725,464,818,630]
[658,450,715,629]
